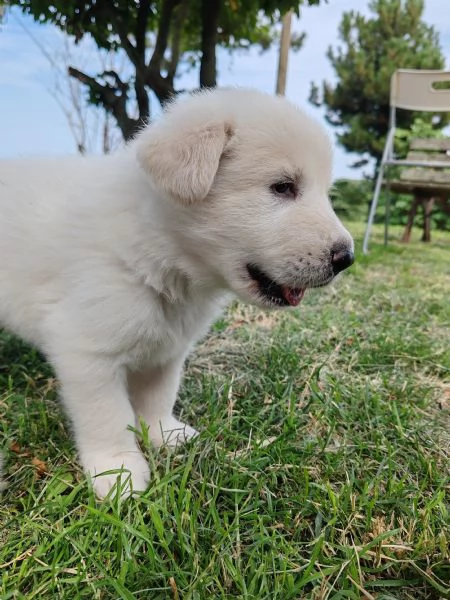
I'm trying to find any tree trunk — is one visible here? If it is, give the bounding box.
[199,0,221,88]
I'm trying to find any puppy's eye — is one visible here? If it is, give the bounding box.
[270,181,297,199]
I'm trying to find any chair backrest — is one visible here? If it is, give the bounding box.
[390,69,450,112]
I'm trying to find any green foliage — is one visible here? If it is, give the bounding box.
[392,117,449,232]
[331,118,450,233]
[331,177,450,232]
[384,192,449,232]
[4,0,320,52]
[394,116,445,158]
[310,0,448,174]
[331,178,373,221]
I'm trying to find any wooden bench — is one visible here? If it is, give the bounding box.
[388,138,450,242]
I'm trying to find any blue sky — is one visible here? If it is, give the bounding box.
[1,0,449,179]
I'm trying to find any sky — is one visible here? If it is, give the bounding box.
[1,1,449,180]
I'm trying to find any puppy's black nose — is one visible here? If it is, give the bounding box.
[331,248,354,274]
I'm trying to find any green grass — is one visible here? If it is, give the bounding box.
[1,222,449,599]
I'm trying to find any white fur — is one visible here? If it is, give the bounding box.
[0,88,353,497]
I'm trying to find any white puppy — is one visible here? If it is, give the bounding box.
[0,88,354,497]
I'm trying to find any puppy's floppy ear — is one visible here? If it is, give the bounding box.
[137,120,233,204]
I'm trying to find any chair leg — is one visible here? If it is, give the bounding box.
[401,195,420,243]
[384,181,392,246]
[421,197,435,242]
[363,163,386,254]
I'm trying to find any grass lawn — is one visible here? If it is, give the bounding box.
[0,222,449,599]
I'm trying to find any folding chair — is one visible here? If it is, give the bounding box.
[362,69,450,254]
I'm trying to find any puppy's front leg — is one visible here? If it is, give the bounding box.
[50,353,150,498]
[128,358,198,448]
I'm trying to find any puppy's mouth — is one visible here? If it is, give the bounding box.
[246,264,305,307]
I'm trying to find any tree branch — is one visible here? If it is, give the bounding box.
[146,70,176,105]
[109,13,141,67]
[68,66,140,141]
[167,0,190,81]
[148,0,180,74]
[109,4,151,121]
[102,70,128,91]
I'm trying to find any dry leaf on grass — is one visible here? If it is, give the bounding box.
[31,457,48,477]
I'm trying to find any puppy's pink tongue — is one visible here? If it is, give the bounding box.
[281,286,305,306]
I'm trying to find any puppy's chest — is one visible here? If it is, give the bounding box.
[129,294,226,369]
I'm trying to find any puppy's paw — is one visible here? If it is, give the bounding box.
[148,416,199,448]
[163,421,199,448]
[82,449,150,500]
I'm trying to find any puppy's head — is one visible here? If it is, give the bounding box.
[137,88,354,308]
